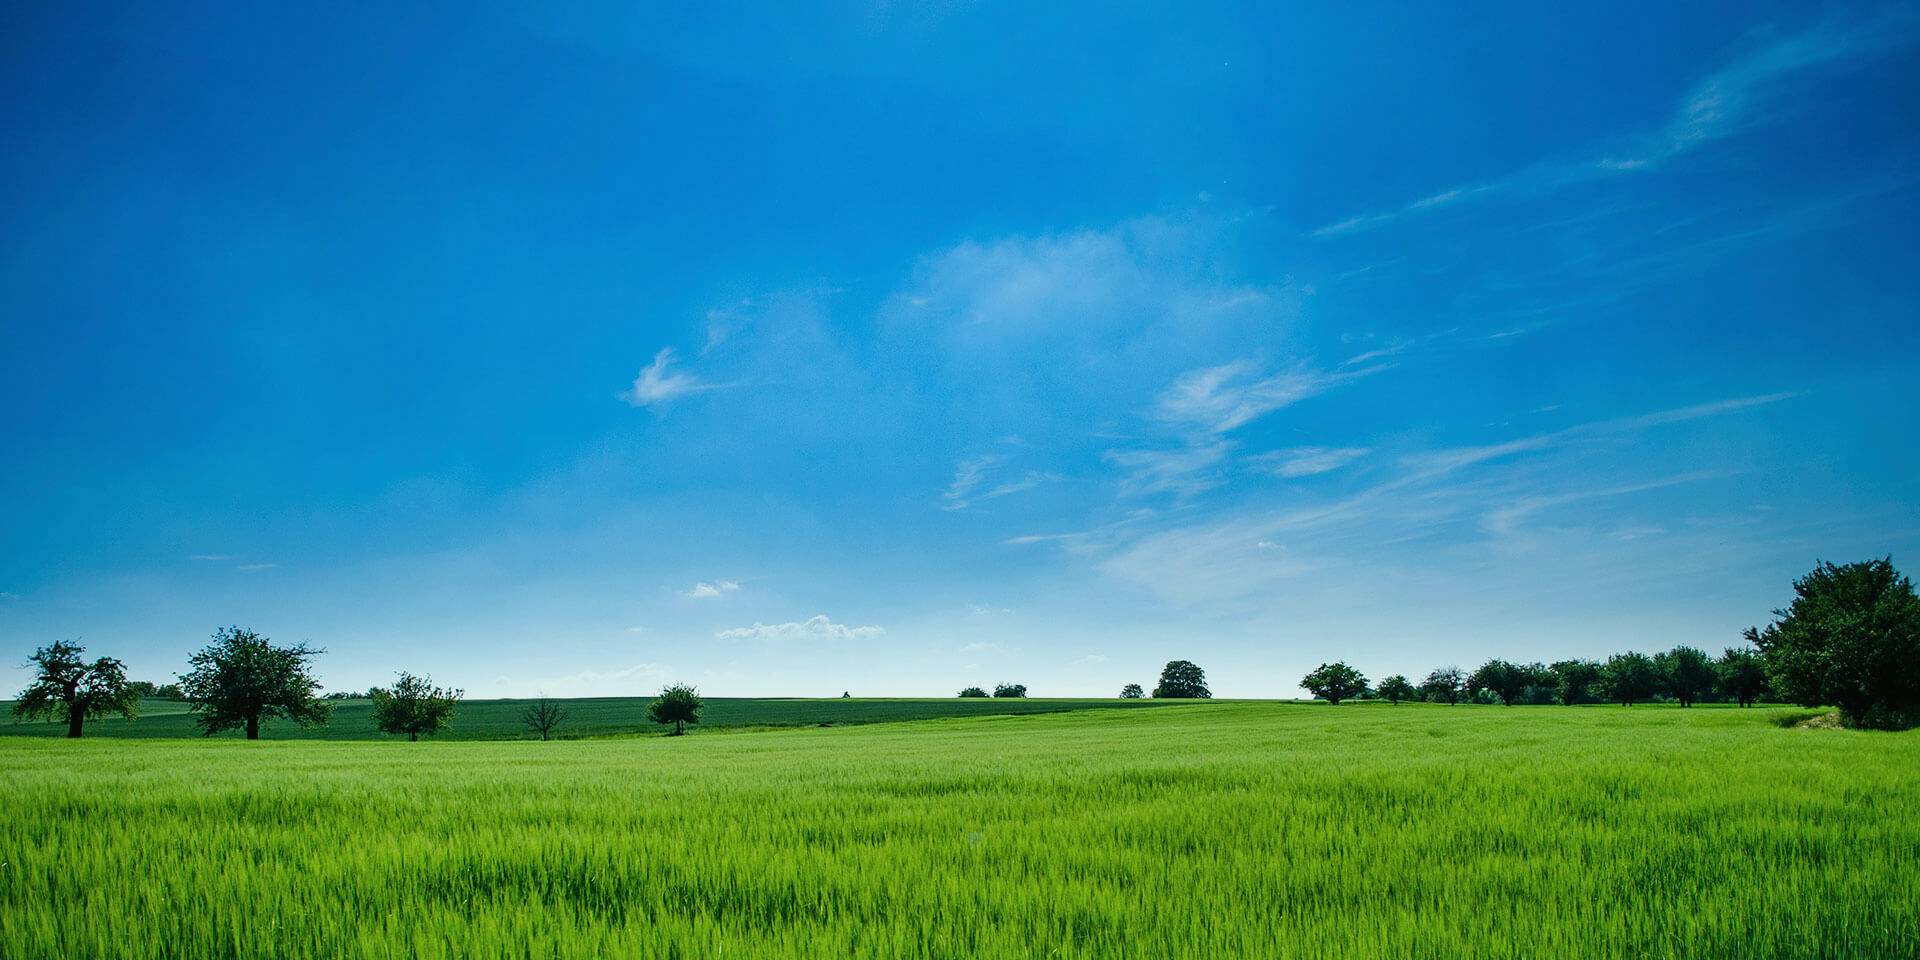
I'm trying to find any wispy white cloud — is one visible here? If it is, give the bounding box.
[1103,442,1232,499]
[1156,359,1377,435]
[1250,447,1371,478]
[960,641,1001,653]
[188,554,232,561]
[942,453,1059,510]
[1313,10,1919,236]
[683,579,741,599]
[235,563,278,572]
[621,348,729,407]
[715,615,884,642]
[1480,473,1724,538]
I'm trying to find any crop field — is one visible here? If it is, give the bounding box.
[2,702,1915,959]
[0,695,1178,740]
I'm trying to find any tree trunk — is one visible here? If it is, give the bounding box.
[246,715,260,740]
[410,732,418,742]
[67,709,84,739]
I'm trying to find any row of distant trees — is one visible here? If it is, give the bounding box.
[1295,646,1766,708]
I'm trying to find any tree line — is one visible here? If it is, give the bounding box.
[13,557,1919,736]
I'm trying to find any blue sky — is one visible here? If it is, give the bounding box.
[3,2,1917,700]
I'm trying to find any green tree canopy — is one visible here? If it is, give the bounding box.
[1655,646,1715,707]
[1420,666,1463,705]
[1598,652,1659,705]
[370,672,463,741]
[957,686,989,698]
[1549,659,1600,705]
[1119,683,1144,699]
[1301,661,1368,705]
[1153,660,1211,699]
[1716,646,1769,707]
[1375,675,1417,705]
[1751,558,1920,729]
[1468,659,1530,706]
[993,683,1028,698]
[178,626,331,739]
[648,683,703,735]
[12,641,139,738]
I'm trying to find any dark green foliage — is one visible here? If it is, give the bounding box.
[1301,661,1368,705]
[370,672,463,741]
[957,687,989,698]
[993,683,1028,698]
[1375,675,1416,705]
[1751,558,1920,729]
[1550,659,1600,705]
[1153,661,1211,699]
[1467,660,1530,706]
[1655,646,1715,707]
[1599,653,1659,705]
[648,684,703,735]
[178,627,331,739]
[153,683,185,700]
[12,641,139,738]
[1716,647,1768,707]
[521,696,570,740]
[1119,683,1144,699]
[1421,666,1463,705]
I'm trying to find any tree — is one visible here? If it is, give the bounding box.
[993,683,1028,698]
[1716,646,1769,707]
[1467,659,1529,706]
[1120,683,1145,699]
[521,696,570,740]
[369,672,462,741]
[1420,666,1463,705]
[1550,659,1600,705]
[1300,661,1368,705]
[154,683,185,699]
[1153,660,1211,699]
[957,686,989,698]
[179,626,331,739]
[1375,675,1416,705]
[1655,646,1715,708]
[1598,652,1659,705]
[11,641,138,738]
[1750,558,1920,729]
[648,683,702,735]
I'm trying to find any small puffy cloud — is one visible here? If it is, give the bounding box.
[622,348,726,407]
[684,580,741,599]
[1250,447,1371,478]
[715,615,884,642]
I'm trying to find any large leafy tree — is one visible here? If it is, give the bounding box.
[12,641,138,738]
[1549,659,1600,705]
[179,626,331,739]
[1300,661,1368,705]
[992,683,1028,698]
[1152,660,1211,699]
[1716,647,1769,707]
[648,683,703,735]
[370,672,463,741]
[1420,666,1464,705]
[1468,659,1530,706]
[1750,558,1920,729]
[1655,646,1715,707]
[1375,675,1417,705]
[1598,652,1659,705]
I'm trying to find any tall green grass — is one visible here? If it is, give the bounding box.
[1,703,1913,958]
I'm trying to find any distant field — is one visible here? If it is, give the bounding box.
[0,695,1180,739]
[2,702,1914,959]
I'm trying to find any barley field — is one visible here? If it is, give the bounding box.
[2,702,1914,959]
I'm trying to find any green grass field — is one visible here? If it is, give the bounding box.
[2,702,1914,959]
[0,695,1178,739]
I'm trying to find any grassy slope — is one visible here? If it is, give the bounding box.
[0,695,1181,739]
[2,702,1914,959]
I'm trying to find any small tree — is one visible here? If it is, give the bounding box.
[1301,662,1368,705]
[1550,659,1600,705]
[648,683,702,735]
[1120,683,1145,699]
[1598,652,1659,705]
[179,626,331,739]
[1467,659,1529,706]
[521,696,570,740]
[1421,666,1463,705]
[958,686,989,698]
[1716,647,1769,707]
[1655,646,1715,707]
[1751,558,1920,729]
[993,682,1028,698]
[368,672,462,741]
[1153,660,1211,699]
[12,641,139,738]
[1375,675,1416,705]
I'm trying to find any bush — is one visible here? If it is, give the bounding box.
[992,683,1027,698]
[958,686,989,698]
